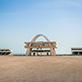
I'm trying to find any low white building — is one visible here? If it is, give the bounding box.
[0,49,13,55]
[71,48,82,55]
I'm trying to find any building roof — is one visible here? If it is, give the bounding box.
[0,49,12,51]
[71,48,82,50]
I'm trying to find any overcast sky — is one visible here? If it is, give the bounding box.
[0,0,82,54]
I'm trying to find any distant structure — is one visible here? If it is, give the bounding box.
[24,34,58,56]
[0,49,13,55]
[71,48,82,55]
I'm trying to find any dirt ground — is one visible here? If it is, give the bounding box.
[0,56,82,82]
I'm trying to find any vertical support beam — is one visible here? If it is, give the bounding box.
[47,53,48,56]
[30,48,32,52]
[29,53,31,56]
[33,53,35,56]
[71,49,72,54]
[53,48,56,55]
[1,50,3,55]
[9,49,13,55]
[29,48,32,56]
[50,50,51,56]
[50,48,56,56]
[78,50,79,55]
[10,50,13,55]
[26,48,30,56]
[4,50,7,55]
[26,43,32,56]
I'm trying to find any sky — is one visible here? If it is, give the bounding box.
[0,0,82,54]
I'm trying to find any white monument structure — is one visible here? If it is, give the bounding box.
[24,34,58,56]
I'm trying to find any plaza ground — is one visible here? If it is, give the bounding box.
[0,56,82,82]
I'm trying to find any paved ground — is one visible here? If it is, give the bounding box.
[0,56,82,82]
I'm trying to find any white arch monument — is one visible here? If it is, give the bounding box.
[24,34,58,56]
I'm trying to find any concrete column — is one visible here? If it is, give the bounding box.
[26,48,30,56]
[47,53,48,56]
[1,50,3,55]
[29,53,31,56]
[50,48,56,56]
[33,53,35,56]
[5,50,7,55]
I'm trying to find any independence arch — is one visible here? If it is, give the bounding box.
[24,34,58,56]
